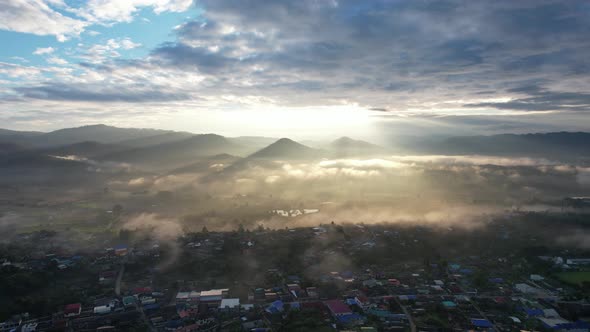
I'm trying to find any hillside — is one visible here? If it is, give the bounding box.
[99,134,248,168]
[248,138,321,159]
[329,136,387,157]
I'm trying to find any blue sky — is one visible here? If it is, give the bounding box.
[0,1,589,138]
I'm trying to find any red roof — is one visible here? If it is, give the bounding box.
[134,287,152,294]
[64,303,81,314]
[324,300,352,315]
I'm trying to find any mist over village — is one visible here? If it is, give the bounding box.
[1,1,590,332]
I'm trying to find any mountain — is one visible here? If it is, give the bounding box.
[329,136,387,157]
[42,141,126,158]
[169,153,241,174]
[0,129,44,147]
[0,142,25,154]
[30,124,172,147]
[228,136,279,150]
[248,138,321,159]
[0,128,44,137]
[117,131,194,148]
[99,134,248,168]
[412,132,590,158]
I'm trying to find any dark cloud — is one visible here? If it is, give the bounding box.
[141,0,590,111]
[468,85,590,112]
[152,42,234,73]
[5,0,590,120]
[15,83,191,103]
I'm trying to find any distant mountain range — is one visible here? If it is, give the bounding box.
[0,125,588,175]
[404,132,590,159]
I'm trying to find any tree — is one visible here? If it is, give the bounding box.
[202,226,209,234]
[113,204,123,217]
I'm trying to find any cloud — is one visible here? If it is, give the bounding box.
[15,83,191,102]
[2,0,590,131]
[0,0,192,41]
[76,0,193,24]
[134,0,590,114]
[33,47,55,55]
[0,0,87,41]
[79,38,142,63]
[46,56,68,65]
[466,85,590,112]
[0,62,42,78]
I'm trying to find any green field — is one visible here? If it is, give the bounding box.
[556,271,590,287]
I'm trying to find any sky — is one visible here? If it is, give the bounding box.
[1,0,590,139]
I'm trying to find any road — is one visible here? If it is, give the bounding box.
[393,295,416,332]
[115,259,126,296]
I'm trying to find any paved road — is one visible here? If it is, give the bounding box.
[115,261,125,296]
[393,296,416,332]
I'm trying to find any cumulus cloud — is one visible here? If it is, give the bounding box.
[46,56,68,65]
[0,0,87,41]
[0,0,192,41]
[33,47,55,55]
[76,0,193,24]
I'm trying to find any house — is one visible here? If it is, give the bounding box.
[566,259,590,265]
[21,323,38,332]
[441,301,457,309]
[199,288,228,304]
[287,284,303,298]
[63,303,81,317]
[471,318,493,329]
[324,300,353,317]
[337,313,366,326]
[176,292,190,302]
[114,244,128,256]
[388,279,401,286]
[514,283,550,297]
[94,305,112,315]
[306,287,319,298]
[123,296,136,307]
[219,298,240,312]
[266,300,284,314]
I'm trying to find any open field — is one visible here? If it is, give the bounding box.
[555,271,590,287]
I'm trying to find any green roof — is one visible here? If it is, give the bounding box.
[442,300,457,308]
[123,296,136,305]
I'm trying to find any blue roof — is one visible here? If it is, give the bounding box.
[552,320,590,330]
[165,320,183,328]
[143,303,160,311]
[489,277,504,283]
[471,319,493,328]
[266,300,284,314]
[345,298,357,306]
[525,308,544,317]
[337,313,365,324]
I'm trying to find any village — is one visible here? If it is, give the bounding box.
[1,212,590,332]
